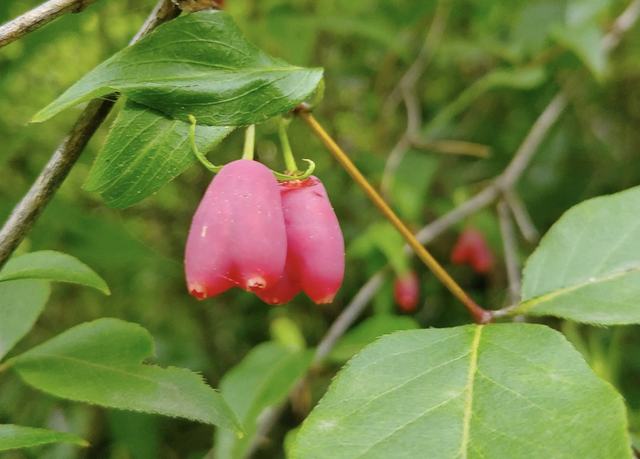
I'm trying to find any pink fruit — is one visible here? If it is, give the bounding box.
[185,159,287,299]
[258,176,344,305]
[394,270,419,312]
[451,228,493,274]
[255,269,300,305]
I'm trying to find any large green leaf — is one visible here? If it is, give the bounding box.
[84,101,234,209]
[0,280,50,361]
[292,324,631,459]
[8,319,243,435]
[0,251,109,294]
[327,314,419,363]
[515,186,640,324]
[0,424,88,451]
[214,342,313,459]
[32,11,323,126]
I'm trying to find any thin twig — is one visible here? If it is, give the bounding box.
[504,190,538,242]
[498,200,521,305]
[297,110,492,325]
[496,94,567,189]
[601,0,640,52]
[384,0,452,114]
[379,0,452,198]
[242,402,287,459]
[0,0,102,49]
[314,271,388,365]
[0,0,180,271]
[379,133,411,198]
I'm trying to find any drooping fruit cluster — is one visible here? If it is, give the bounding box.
[185,160,344,305]
[393,269,419,312]
[451,228,493,274]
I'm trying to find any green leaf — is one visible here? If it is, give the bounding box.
[552,23,607,81]
[292,324,631,459]
[8,319,243,435]
[515,186,640,324]
[84,101,234,209]
[390,151,439,223]
[327,314,419,363]
[32,11,323,126]
[0,251,109,294]
[214,342,313,459]
[0,280,50,361]
[0,424,88,451]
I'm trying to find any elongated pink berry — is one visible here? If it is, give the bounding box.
[185,159,287,299]
[394,270,419,312]
[451,228,493,274]
[273,176,344,304]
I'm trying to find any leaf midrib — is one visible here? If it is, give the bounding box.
[14,353,178,388]
[459,325,483,459]
[517,265,640,314]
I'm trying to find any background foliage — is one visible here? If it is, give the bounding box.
[2,0,640,457]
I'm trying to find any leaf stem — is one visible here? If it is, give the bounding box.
[279,116,298,172]
[243,125,255,160]
[296,109,492,325]
[189,116,223,172]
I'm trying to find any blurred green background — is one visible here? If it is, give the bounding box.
[2,0,640,457]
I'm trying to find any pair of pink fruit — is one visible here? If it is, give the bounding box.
[185,159,345,305]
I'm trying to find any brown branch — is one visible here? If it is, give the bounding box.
[0,0,102,49]
[0,0,180,271]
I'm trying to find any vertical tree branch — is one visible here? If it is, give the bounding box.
[0,0,180,270]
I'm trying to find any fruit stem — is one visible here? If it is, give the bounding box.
[189,115,223,172]
[279,116,298,172]
[296,109,492,325]
[243,124,255,160]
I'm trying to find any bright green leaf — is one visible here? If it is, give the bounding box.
[0,424,88,451]
[0,251,109,294]
[515,186,640,324]
[8,319,243,435]
[32,11,323,126]
[552,23,607,81]
[214,342,313,459]
[327,314,419,363]
[84,101,234,209]
[0,280,50,361]
[292,324,631,459]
